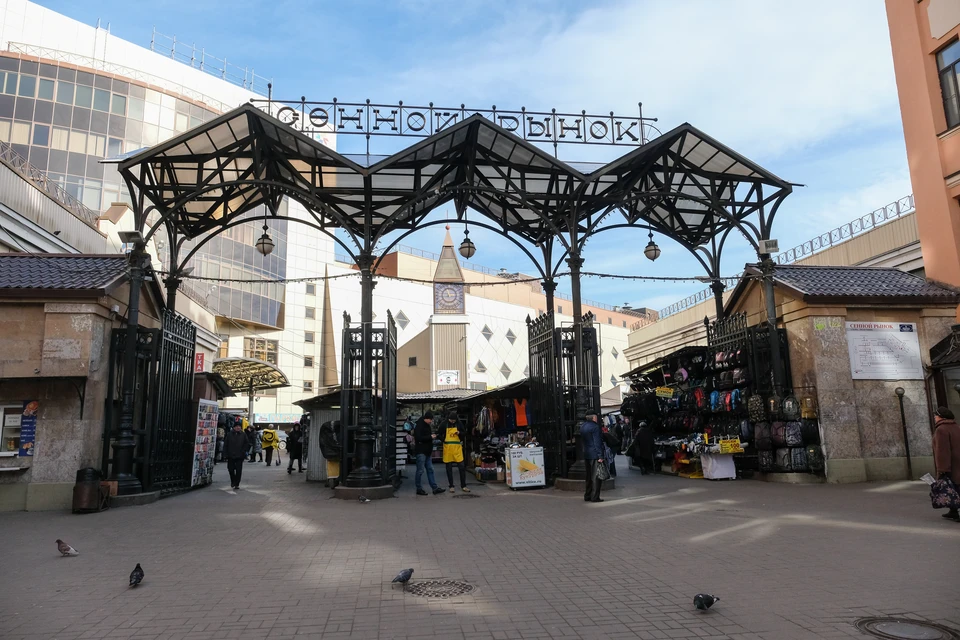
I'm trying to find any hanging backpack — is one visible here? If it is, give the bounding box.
[790,447,808,472]
[748,395,766,422]
[782,395,801,421]
[739,418,752,442]
[800,419,820,444]
[731,389,742,412]
[775,447,793,471]
[806,444,825,471]
[770,421,787,447]
[784,421,803,447]
[759,450,775,472]
[754,422,772,450]
[723,391,733,412]
[710,390,721,412]
[694,387,706,411]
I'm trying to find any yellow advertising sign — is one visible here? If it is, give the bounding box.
[719,438,744,454]
[656,387,675,399]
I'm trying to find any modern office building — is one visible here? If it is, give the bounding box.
[0,1,640,421]
[886,0,960,295]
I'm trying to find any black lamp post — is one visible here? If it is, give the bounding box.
[894,387,912,480]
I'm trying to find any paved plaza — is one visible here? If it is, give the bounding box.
[2,461,958,640]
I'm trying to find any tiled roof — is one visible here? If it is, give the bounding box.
[749,265,960,303]
[397,389,478,402]
[0,254,128,293]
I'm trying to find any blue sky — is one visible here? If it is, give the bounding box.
[43,0,911,311]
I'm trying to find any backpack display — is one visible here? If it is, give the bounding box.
[747,395,766,422]
[759,450,774,472]
[790,447,808,472]
[806,445,825,471]
[754,422,772,450]
[694,387,707,411]
[739,419,752,442]
[710,390,721,412]
[800,419,820,444]
[775,447,793,471]
[731,389,742,412]
[782,395,801,420]
[770,421,787,447]
[784,421,803,447]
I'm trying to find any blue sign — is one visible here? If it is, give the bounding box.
[899,324,914,332]
[19,400,38,456]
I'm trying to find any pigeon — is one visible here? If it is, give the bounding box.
[129,563,144,588]
[391,568,414,587]
[56,539,79,557]
[693,594,719,611]
[359,495,371,503]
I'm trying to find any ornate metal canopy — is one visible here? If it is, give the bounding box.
[116,102,792,264]
[212,357,289,392]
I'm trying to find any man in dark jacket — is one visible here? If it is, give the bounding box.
[414,411,444,496]
[581,410,605,502]
[224,422,249,490]
[287,423,305,474]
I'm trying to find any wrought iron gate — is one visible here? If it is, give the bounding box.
[147,311,197,495]
[339,311,398,485]
[557,313,601,479]
[527,313,564,479]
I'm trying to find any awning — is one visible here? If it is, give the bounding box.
[212,357,289,392]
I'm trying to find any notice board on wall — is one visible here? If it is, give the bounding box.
[845,322,923,380]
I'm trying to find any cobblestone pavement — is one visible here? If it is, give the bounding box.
[2,459,959,640]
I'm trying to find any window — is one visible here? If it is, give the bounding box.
[17,75,35,98]
[305,331,315,343]
[111,93,126,116]
[623,321,627,328]
[74,84,92,108]
[32,124,49,146]
[243,337,278,365]
[610,375,619,387]
[305,307,315,319]
[51,127,69,151]
[2,405,22,453]
[305,283,316,295]
[107,137,122,158]
[395,310,410,330]
[558,305,563,314]
[469,382,487,390]
[475,360,486,373]
[500,363,512,378]
[505,329,516,345]
[68,130,87,153]
[938,39,960,129]
[408,357,417,367]
[611,346,619,359]
[11,122,30,145]
[304,356,314,368]
[218,339,229,359]
[93,88,110,112]
[87,134,106,157]
[303,381,313,392]
[523,365,529,377]
[55,81,74,104]
[608,317,613,325]
[481,325,493,341]
[37,78,54,101]
[3,73,16,95]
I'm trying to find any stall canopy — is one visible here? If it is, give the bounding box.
[212,357,289,393]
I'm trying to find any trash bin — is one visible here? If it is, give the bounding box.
[72,468,102,513]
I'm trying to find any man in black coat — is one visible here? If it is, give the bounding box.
[223,422,249,490]
[414,411,444,496]
[287,423,305,474]
[581,409,605,503]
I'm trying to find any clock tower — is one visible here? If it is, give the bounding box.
[428,227,468,390]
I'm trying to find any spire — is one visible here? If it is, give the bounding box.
[320,265,339,387]
[433,224,464,282]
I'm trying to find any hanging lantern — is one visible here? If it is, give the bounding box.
[255,222,275,256]
[644,230,661,261]
[459,228,476,259]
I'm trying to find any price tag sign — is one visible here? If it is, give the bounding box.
[719,438,744,454]
[655,387,675,399]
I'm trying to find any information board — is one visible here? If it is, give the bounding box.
[846,321,923,380]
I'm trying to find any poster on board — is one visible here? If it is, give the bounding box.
[846,322,923,380]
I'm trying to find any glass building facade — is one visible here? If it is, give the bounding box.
[0,52,287,327]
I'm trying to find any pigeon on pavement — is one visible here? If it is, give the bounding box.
[359,495,371,503]
[391,568,414,587]
[693,594,719,611]
[56,539,79,556]
[129,563,144,588]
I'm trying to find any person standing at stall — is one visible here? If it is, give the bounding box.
[581,410,604,503]
[443,410,470,493]
[414,412,444,496]
[224,421,249,490]
[262,424,279,466]
[287,423,304,474]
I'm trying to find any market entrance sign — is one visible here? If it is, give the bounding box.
[251,98,657,148]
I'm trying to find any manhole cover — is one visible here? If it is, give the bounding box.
[452,493,479,498]
[406,580,475,598]
[856,618,960,640]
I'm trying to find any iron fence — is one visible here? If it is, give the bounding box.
[149,29,272,96]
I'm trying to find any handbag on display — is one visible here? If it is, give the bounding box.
[789,447,808,471]
[784,421,803,447]
[748,395,766,422]
[755,422,772,450]
[759,450,774,472]
[806,444,825,471]
[596,460,611,482]
[930,476,960,510]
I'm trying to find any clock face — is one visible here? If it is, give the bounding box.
[434,284,464,313]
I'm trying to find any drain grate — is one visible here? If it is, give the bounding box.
[406,580,475,598]
[855,618,960,640]
[452,493,479,499]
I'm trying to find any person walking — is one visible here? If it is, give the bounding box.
[244,424,256,462]
[224,421,249,490]
[581,409,605,503]
[287,423,305,474]
[318,421,341,487]
[414,412,444,496]
[252,426,264,462]
[442,410,470,493]
[262,424,279,466]
[933,406,960,522]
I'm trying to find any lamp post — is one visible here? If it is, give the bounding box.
[894,387,912,480]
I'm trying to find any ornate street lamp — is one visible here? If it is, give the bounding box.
[459,227,477,259]
[255,220,275,256]
[644,229,661,261]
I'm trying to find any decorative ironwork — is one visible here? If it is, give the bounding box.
[147,312,198,496]
[405,580,476,598]
[556,313,601,479]
[252,98,659,148]
[707,311,749,349]
[338,312,398,486]
[775,194,915,265]
[527,312,563,479]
